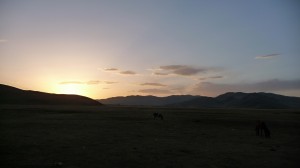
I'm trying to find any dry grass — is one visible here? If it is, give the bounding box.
[1,105,300,168]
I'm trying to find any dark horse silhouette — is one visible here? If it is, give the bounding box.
[153,112,164,120]
[255,121,270,138]
[255,121,261,136]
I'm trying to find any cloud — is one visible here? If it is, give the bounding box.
[119,70,136,75]
[104,68,118,71]
[154,65,220,76]
[86,80,101,85]
[255,53,280,59]
[60,80,116,85]
[104,81,118,84]
[159,65,207,76]
[153,72,169,76]
[87,80,117,85]
[59,81,84,85]
[160,65,186,70]
[140,83,167,87]
[103,67,137,75]
[199,76,224,80]
[138,89,172,94]
[192,79,300,96]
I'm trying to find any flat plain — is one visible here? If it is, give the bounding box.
[1,105,300,168]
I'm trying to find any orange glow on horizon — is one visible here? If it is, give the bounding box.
[55,84,86,96]
[52,83,113,99]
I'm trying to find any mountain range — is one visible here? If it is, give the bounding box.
[1,84,300,108]
[99,92,300,109]
[99,95,200,106]
[0,84,101,105]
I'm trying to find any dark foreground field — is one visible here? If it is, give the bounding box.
[1,105,300,168]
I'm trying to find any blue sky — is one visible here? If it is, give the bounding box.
[0,0,299,98]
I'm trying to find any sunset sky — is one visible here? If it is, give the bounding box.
[0,0,299,99]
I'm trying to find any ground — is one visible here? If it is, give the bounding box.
[1,105,300,168]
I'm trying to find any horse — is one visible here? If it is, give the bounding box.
[261,122,271,138]
[153,112,164,120]
[255,121,270,138]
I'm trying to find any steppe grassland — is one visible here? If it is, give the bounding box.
[1,105,299,168]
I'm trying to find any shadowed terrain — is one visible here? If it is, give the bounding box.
[1,105,299,168]
[99,93,300,109]
[0,84,101,106]
[99,95,201,106]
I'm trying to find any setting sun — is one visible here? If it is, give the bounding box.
[0,0,299,99]
[0,1,299,167]
[56,84,86,95]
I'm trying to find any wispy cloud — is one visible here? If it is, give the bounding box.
[255,53,280,59]
[60,80,117,85]
[140,82,167,87]
[103,67,137,75]
[138,88,172,94]
[119,70,136,75]
[159,65,207,76]
[104,68,119,71]
[153,65,219,76]
[86,80,101,85]
[104,81,118,84]
[153,72,169,76]
[59,81,84,85]
[199,75,224,80]
[192,79,300,96]
[160,65,186,70]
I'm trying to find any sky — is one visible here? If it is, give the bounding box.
[0,0,299,99]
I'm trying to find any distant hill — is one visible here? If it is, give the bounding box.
[173,92,300,109]
[0,84,101,105]
[99,95,201,106]
[99,92,300,109]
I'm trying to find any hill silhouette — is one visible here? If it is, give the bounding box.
[173,92,300,109]
[99,92,300,109]
[99,95,200,106]
[0,84,101,105]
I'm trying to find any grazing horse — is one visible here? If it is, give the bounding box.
[158,113,164,120]
[255,121,270,138]
[261,122,271,138]
[153,112,158,119]
[153,112,164,120]
[255,120,262,136]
